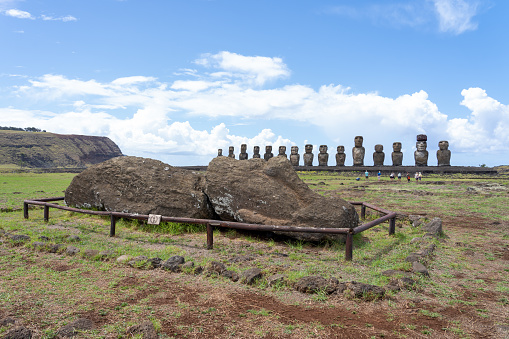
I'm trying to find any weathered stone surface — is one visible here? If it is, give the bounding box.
[116,254,130,263]
[414,136,428,166]
[391,142,403,166]
[2,326,32,339]
[267,274,286,287]
[207,261,226,274]
[9,235,30,243]
[412,262,429,276]
[126,321,158,339]
[38,236,50,242]
[65,156,214,219]
[423,218,442,237]
[241,268,263,285]
[381,269,411,277]
[437,140,451,166]
[48,244,65,254]
[340,281,385,300]
[303,144,313,166]
[352,136,365,166]
[385,277,416,291]
[66,235,81,242]
[335,146,346,166]
[65,246,80,256]
[222,270,240,282]
[318,145,328,166]
[81,249,99,259]
[31,242,47,251]
[205,156,358,241]
[294,276,338,294]
[161,256,185,272]
[128,255,148,267]
[373,144,385,166]
[56,318,93,338]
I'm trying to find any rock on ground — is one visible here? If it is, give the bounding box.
[294,276,338,294]
[65,156,214,219]
[205,156,359,241]
[56,318,93,338]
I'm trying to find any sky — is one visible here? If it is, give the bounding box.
[1,0,508,167]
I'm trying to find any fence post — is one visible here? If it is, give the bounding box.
[361,204,366,219]
[206,223,213,249]
[23,202,29,219]
[43,205,49,222]
[389,217,396,235]
[345,229,354,261]
[110,215,116,237]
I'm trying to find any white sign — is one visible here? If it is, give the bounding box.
[147,214,162,225]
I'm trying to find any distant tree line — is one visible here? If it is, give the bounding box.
[0,126,46,132]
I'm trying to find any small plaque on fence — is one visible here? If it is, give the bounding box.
[148,214,162,225]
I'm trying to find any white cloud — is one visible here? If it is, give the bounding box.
[195,51,290,86]
[2,52,508,165]
[3,8,33,19]
[432,0,480,34]
[447,88,509,151]
[41,14,77,22]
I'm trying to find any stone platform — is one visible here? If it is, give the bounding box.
[179,165,498,175]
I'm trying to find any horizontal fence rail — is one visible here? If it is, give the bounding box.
[23,197,397,261]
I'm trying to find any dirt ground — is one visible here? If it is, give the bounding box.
[1,179,508,338]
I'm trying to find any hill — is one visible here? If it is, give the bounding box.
[0,130,123,169]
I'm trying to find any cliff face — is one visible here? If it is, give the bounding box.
[0,131,123,168]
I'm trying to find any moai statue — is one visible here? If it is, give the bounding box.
[278,146,287,158]
[414,134,428,166]
[352,136,365,166]
[228,146,235,159]
[437,140,451,166]
[373,144,385,166]
[391,142,403,166]
[252,146,261,159]
[290,146,300,166]
[303,144,314,166]
[264,146,273,161]
[217,149,223,157]
[335,146,346,166]
[239,144,248,160]
[318,145,329,166]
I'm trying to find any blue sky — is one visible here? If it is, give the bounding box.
[1,0,508,166]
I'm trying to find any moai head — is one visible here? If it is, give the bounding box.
[416,141,427,152]
[266,145,272,153]
[278,146,286,156]
[305,144,313,153]
[319,145,328,153]
[217,149,223,156]
[375,144,383,152]
[337,145,345,153]
[439,140,449,150]
[291,146,298,155]
[417,134,427,142]
[228,146,234,154]
[241,144,247,153]
[393,142,402,152]
[354,136,363,147]
[253,146,260,154]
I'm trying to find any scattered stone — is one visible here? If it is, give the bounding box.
[294,276,338,294]
[56,318,93,338]
[98,250,115,259]
[65,246,80,256]
[412,262,429,276]
[241,268,263,285]
[416,243,436,257]
[228,255,254,263]
[385,277,416,292]
[267,274,286,287]
[48,244,65,254]
[0,317,16,326]
[161,256,185,272]
[148,257,162,269]
[2,326,32,339]
[405,254,421,263]
[126,321,158,339]
[423,218,442,237]
[207,261,226,275]
[222,270,240,282]
[408,215,425,228]
[116,255,130,263]
[205,156,359,242]
[194,266,204,275]
[81,249,100,259]
[9,235,30,244]
[66,235,81,242]
[65,156,214,219]
[341,281,385,300]
[38,236,50,242]
[31,242,47,251]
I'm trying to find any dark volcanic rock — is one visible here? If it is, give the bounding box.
[2,326,32,339]
[126,321,158,339]
[65,156,214,219]
[205,156,358,241]
[56,318,93,338]
[294,276,338,294]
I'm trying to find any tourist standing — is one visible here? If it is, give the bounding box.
[406,173,411,183]
[365,170,369,180]
[390,172,395,180]
[418,172,422,181]
[397,172,402,182]
[415,172,419,183]
[377,171,381,181]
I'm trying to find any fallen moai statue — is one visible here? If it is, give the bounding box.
[65,156,214,219]
[65,155,359,241]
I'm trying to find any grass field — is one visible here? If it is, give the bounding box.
[0,171,508,338]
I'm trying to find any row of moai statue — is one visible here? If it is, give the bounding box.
[217,134,451,166]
